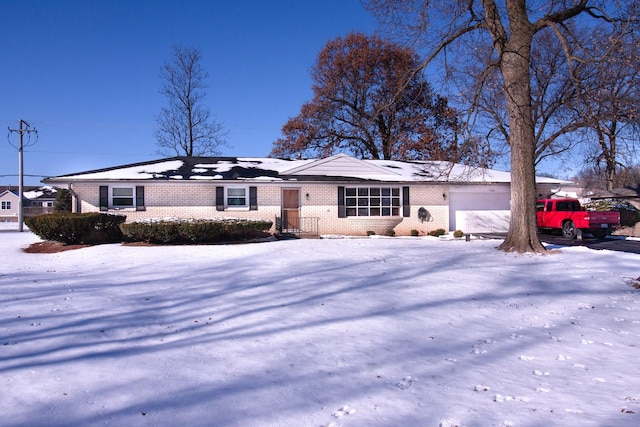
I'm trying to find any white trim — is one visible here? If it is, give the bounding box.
[109,185,136,209]
[224,185,249,208]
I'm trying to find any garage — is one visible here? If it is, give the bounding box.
[448,185,511,232]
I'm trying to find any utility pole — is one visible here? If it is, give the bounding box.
[8,120,38,232]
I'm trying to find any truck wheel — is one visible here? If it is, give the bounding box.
[562,221,577,239]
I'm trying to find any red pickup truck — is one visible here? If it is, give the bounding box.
[536,198,620,239]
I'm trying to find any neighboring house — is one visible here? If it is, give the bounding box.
[0,189,20,222]
[42,154,574,236]
[586,184,640,237]
[0,186,57,222]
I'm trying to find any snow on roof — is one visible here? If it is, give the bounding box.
[1,186,57,200]
[43,155,571,185]
[23,186,57,200]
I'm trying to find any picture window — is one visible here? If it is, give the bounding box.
[344,187,400,217]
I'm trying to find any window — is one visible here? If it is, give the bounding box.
[345,186,401,217]
[99,185,144,210]
[226,187,247,207]
[1,201,11,210]
[111,187,135,207]
[216,186,258,211]
[556,200,581,212]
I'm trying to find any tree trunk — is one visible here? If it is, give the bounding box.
[495,0,546,253]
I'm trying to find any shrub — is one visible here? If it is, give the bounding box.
[584,199,640,227]
[410,229,419,237]
[120,218,273,244]
[453,229,464,238]
[53,188,72,213]
[366,230,376,236]
[384,229,395,237]
[428,228,447,237]
[25,212,126,244]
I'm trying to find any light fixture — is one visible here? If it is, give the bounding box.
[442,193,447,201]
[305,193,310,201]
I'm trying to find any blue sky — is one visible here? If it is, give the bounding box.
[1,0,376,186]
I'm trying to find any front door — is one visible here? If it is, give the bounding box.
[282,189,300,231]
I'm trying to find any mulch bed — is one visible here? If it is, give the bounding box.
[22,241,91,253]
[22,237,273,253]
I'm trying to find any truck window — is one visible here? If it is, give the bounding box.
[536,201,545,211]
[546,202,553,212]
[570,201,581,211]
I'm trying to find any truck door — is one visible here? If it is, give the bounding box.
[536,200,545,226]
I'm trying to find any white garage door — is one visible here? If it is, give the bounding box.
[449,186,511,231]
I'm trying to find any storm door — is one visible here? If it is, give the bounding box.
[282,189,300,231]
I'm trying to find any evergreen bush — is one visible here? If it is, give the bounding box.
[120,218,273,244]
[53,188,72,213]
[25,212,126,244]
[428,228,447,237]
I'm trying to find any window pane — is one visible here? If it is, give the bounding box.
[346,208,357,216]
[346,198,357,207]
[370,197,380,206]
[382,197,390,206]
[358,208,369,216]
[113,188,133,197]
[370,188,380,196]
[392,188,399,196]
[358,188,368,196]
[392,198,400,206]
[370,208,380,216]
[381,188,390,196]
[358,197,368,206]
[228,188,246,196]
[346,188,356,196]
[392,207,399,216]
[228,197,246,206]
[382,207,391,216]
[113,197,133,207]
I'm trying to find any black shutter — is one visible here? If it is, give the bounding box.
[402,186,410,217]
[249,186,258,210]
[99,186,108,212]
[338,186,346,218]
[216,186,224,211]
[135,186,145,211]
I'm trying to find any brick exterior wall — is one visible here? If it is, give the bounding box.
[70,181,451,236]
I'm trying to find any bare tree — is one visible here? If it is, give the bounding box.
[455,27,589,168]
[155,45,226,157]
[573,30,640,190]
[367,0,633,253]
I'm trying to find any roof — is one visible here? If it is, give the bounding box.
[43,154,571,185]
[0,186,57,200]
[587,184,640,199]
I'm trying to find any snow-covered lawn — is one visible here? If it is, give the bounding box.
[1,228,639,427]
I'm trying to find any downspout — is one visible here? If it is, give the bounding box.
[68,183,80,213]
